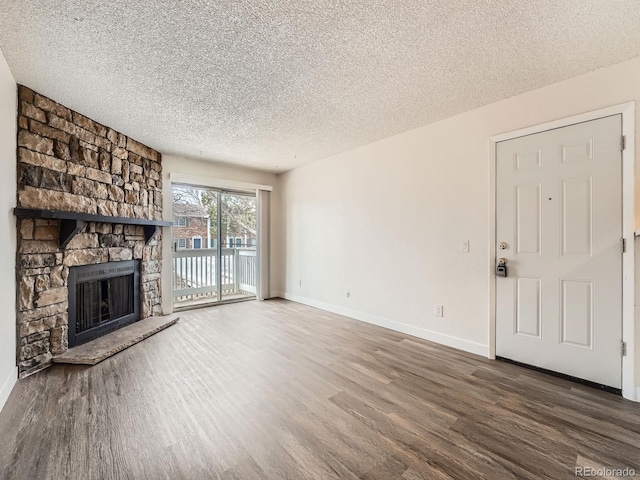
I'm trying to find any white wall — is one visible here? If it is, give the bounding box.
[279,57,640,391]
[0,49,17,412]
[160,155,281,313]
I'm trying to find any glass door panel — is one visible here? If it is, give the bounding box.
[220,192,257,302]
[172,186,219,308]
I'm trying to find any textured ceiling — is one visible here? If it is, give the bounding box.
[0,1,639,172]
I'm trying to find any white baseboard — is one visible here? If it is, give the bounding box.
[0,367,17,413]
[282,292,488,357]
[622,386,639,402]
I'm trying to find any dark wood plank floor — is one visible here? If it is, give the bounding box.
[1,299,639,479]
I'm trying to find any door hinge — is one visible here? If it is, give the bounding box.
[621,238,626,253]
[622,341,627,357]
[621,135,626,151]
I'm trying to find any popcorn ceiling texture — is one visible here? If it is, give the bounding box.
[0,1,639,172]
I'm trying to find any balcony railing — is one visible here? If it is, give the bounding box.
[172,247,257,304]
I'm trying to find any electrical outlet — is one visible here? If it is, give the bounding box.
[435,304,444,317]
[460,240,469,253]
[299,279,302,287]
[346,291,351,298]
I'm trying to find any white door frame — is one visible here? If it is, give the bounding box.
[487,102,636,401]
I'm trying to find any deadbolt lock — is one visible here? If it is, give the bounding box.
[496,257,508,277]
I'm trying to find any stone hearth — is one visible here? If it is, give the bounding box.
[15,86,164,377]
[53,315,179,366]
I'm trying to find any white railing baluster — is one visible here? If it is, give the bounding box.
[173,247,257,302]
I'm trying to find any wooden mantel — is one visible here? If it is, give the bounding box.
[14,208,172,248]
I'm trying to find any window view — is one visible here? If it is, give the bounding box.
[172,185,257,308]
[173,216,188,227]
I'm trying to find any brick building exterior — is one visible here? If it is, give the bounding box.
[172,203,209,249]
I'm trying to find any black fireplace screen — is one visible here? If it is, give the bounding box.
[75,275,134,333]
[68,260,140,347]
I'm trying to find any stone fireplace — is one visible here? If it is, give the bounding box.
[15,86,165,377]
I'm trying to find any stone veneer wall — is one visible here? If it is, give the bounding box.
[16,86,163,377]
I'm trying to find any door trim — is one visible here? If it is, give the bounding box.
[168,172,273,192]
[487,102,636,401]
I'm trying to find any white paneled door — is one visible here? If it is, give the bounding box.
[495,115,623,389]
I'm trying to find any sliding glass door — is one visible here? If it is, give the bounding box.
[171,185,257,308]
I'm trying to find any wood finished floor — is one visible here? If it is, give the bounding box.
[1,299,640,480]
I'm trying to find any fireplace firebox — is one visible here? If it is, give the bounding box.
[68,260,141,347]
